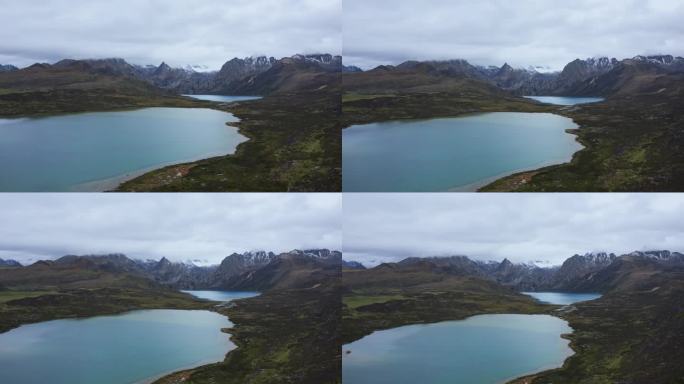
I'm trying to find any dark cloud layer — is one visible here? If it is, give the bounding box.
[343,194,684,266]
[344,0,684,70]
[0,194,341,265]
[0,0,341,69]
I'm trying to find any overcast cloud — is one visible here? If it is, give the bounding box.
[343,194,684,267]
[344,0,684,70]
[0,0,341,70]
[0,194,341,265]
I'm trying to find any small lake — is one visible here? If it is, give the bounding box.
[0,107,248,192]
[523,292,602,305]
[0,309,233,384]
[183,290,260,302]
[343,112,582,192]
[185,95,262,103]
[343,314,573,384]
[524,96,605,105]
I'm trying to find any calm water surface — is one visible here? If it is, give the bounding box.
[524,96,605,105]
[0,309,232,384]
[343,314,573,384]
[185,95,262,103]
[183,290,260,302]
[523,292,602,305]
[0,108,247,192]
[343,112,582,192]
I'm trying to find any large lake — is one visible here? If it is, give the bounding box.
[0,107,248,192]
[185,95,262,103]
[342,314,573,384]
[524,96,605,105]
[523,292,602,305]
[343,112,582,192]
[183,290,260,302]
[0,309,232,384]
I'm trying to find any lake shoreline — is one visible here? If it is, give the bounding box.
[343,314,576,384]
[343,111,583,192]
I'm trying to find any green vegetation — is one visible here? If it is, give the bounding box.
[0,65,341,192]
[343,69,684,191]
[509,270,684,384]
[0,288,211,334]
[154,284,341,384]
[119,90,341,192]
[341,268,552,344]
[482,94,684,191]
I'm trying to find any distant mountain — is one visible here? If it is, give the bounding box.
[342,260,366,269]
[221,54,341,95]
[0,64,18,72]
[342,65,363,73]
[365,250,684,293]
[357,55,684,98]
[0,54,341,100]
[0,258,21,267]
[0,250,342,292]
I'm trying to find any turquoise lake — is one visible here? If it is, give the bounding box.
[342,112,582,192]
[524,96,605,105]
[342,314,573,384]
[0,107,247,192]
[183,290,260,302]
[523,292,602,305]
[185,95,262,103]
[0,309,232,384]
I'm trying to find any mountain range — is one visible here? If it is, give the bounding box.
[350,54,684,97]
[0,53,343,97]
[0,249,341,292]
[345,250,684,292]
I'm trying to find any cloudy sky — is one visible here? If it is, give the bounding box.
[344,0,684,70]
[344,194,684,267]
[0,0,341,70]
[0,194,341,265]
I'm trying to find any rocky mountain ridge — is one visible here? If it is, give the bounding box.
[3,54,342,96]
[357,250,684,292]
[360,54,684,97]
[11,249,341,291]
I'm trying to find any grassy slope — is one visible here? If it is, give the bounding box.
[341,267,552,344]
[0,288,211,334]
[0,264,213,334]
[509,270,684,384]
[341,71,553,127]
[482,93,684,191]
[154,283,341,384]
[118,89,341,192]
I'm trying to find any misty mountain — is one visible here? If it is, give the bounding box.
[0,64,18,72]
[370,250,684,293]
[360,55,684,97]
[0,54,341,98]
[0,258,21,267]
[0,250,342,292]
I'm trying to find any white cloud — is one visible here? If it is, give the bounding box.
[0,193,342,264]
[343,0,684,70]
[343,193,684,266]
[0,0,342,69]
